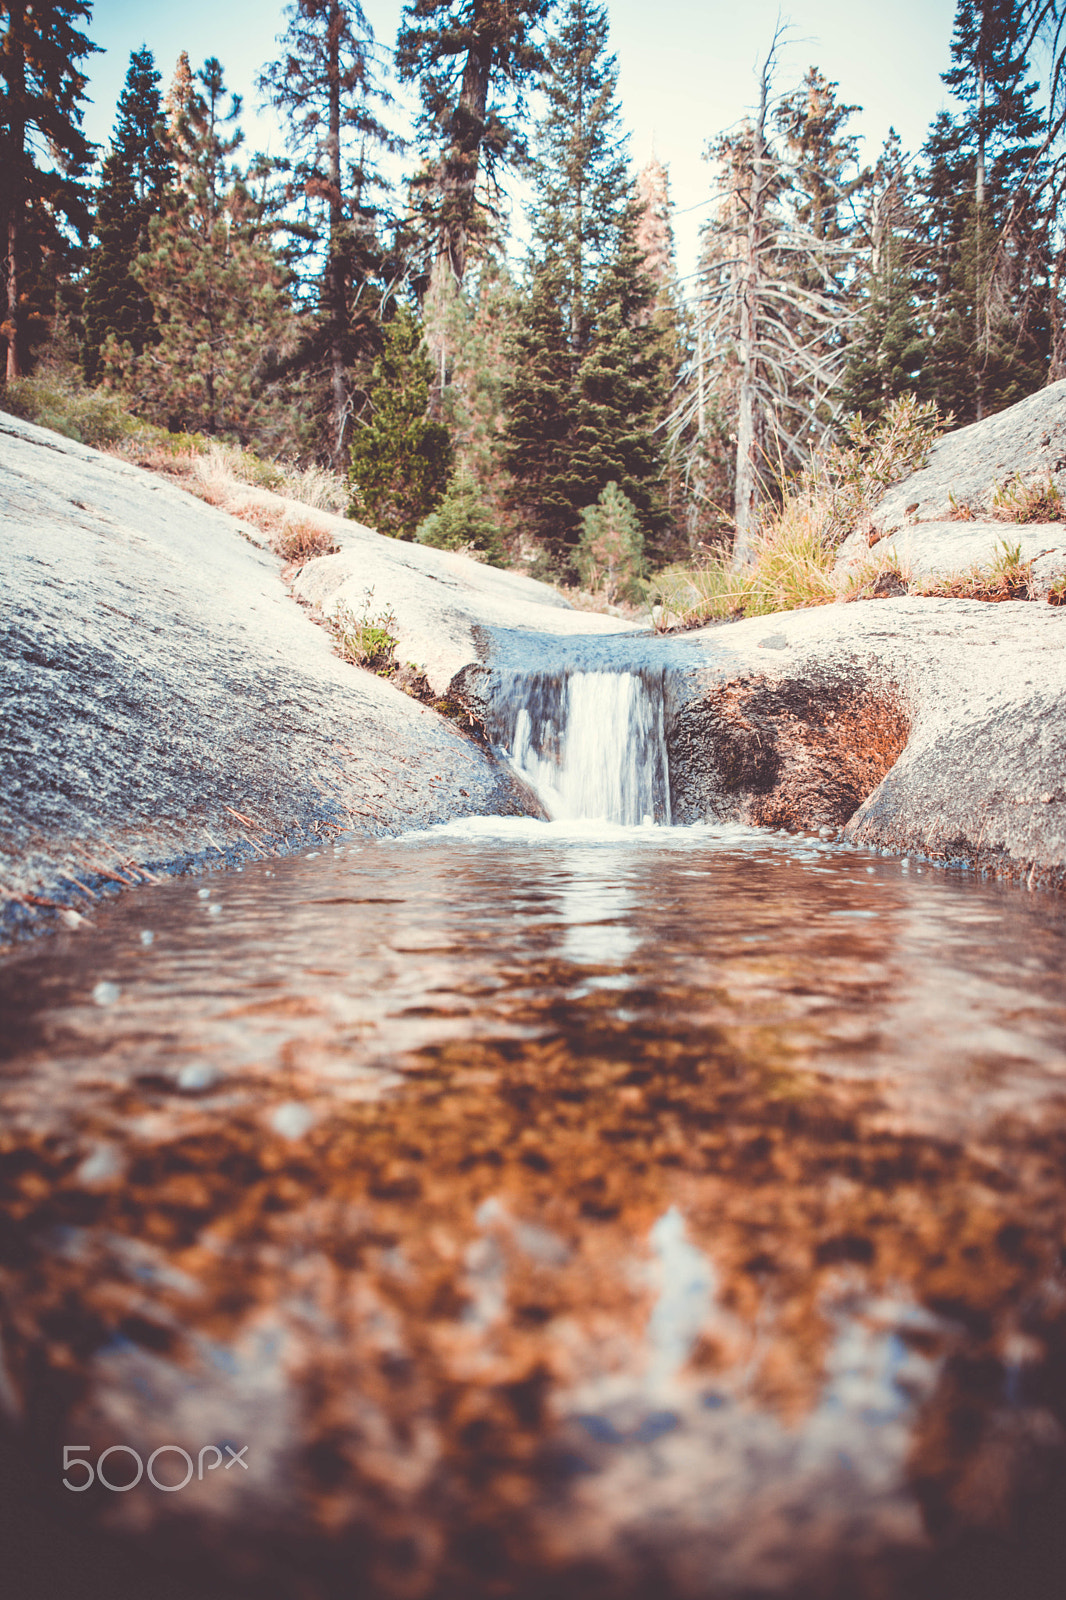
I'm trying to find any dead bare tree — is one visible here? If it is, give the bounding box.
[665,36,860,567]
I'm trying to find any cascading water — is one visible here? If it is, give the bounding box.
[486,668,672,825]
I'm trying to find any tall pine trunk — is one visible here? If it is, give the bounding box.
[3,5,27,381]
[975,54,986,422]
[327,0,348,461]
[436,14,492,284]
[733,54,772,568]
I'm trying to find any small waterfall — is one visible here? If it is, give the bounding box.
[487,669,672,825]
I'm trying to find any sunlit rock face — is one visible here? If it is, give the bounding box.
[1,827,1065,1599]
[669,599,1066,887]
[0,412,537,939]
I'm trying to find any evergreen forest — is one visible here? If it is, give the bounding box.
[5,0,1066,600]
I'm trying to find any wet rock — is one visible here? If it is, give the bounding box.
[671,598,1066,885]
[0,412,537,940]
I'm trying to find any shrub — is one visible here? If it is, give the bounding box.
[576,482,645,602]
[272,515,340,564]
[415,475,507,565]
[647,395,946,630]
[3,374,157,450]
[327,589,399,674]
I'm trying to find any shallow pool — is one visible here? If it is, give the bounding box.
[1,820,1065,1599]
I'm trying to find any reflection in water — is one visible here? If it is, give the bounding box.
[0,818,1065,1598]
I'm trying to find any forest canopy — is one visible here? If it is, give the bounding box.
[4,0,1066,589]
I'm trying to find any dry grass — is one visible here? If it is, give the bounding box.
[910,539,1034,602]
[989,472,1064,524]
[3,375,349,558]
[648,396,945,631]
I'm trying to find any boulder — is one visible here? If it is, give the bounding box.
[288,521,633,694]
[669,597,1066,888]
[866,379,1066,535]
[836,519,1066,590]
[0,411,543,940]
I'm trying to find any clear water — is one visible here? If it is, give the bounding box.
[1,818,1066,1599]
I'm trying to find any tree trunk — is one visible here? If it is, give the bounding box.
[975,55,986,422]
[2,6,27,382]
[327,0,349,462]
[436,4,493,285]
[5,214,21,381]
[732,50,773,569]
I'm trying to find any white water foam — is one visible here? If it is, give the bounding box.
[488,669,672,825]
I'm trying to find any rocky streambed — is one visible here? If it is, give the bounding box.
[4,391,1066,1600]
[5,386,1066,938]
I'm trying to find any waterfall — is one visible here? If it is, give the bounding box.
[486,669,672,825]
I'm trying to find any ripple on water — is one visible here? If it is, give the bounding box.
[0,824,1065,1599]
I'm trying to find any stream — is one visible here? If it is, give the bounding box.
[1,670,1065,1599]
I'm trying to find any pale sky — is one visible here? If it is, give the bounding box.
[84,0,963,280]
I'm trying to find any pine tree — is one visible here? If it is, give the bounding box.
[259,0,398,462]
[634,155,689,556]
[424,253,520,537]
[916,0,1050,421]
[576,481,644,601]
[1,0,97,380]
[503,0,668,568]
[81,46,172,384]
[396,0,551,284]
[112,57,290,442]
[666,42,863,563]
[842,132,926,418]
[348,305,453,536]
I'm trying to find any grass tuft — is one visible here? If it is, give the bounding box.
[647,395,945,631]
[989,473,1064,524]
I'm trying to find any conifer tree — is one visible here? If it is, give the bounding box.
[1,0,97,380]
[112,57,290,442]
[917,0,1050,420]
[843,132,926,418]
[348,305,453,536]
[635,156,689,555]
[576,481,644,601]
[504,0,668,567]
[424,254,520,536]
[666,43,863,562]
[259,0,398,462]
[396,0,551,284]
[82,46,172,384]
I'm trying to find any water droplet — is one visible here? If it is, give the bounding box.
[140,930,154,947]
[208,903,222,917]
[270,1102,315,1140]
[177,1062,219,1092]
[92,981,120,1006]
[77,1144,121,1184]
[197,887,211,900]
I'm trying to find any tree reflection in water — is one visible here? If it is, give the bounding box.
[0,821,1065,1599]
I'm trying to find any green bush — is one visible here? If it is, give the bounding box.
[3,375,151,449]
[415,475,507,565]
[348,308,453,539]
[576,482,645,602]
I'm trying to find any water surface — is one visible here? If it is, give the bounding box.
[1,820,1065,1599]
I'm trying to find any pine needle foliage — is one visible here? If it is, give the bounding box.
[108,58,291,443]
[81,47,172,384]
[576,481,644,601]
[348,305,453,537]
[504,0,669,569]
